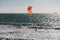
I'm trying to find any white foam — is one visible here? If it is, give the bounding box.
[0,25,60,40]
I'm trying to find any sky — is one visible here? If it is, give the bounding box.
[0,0,60,13]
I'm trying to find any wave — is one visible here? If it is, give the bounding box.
[0,25,60,40]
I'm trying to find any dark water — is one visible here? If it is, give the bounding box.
[0,13,60,27]
[0,13,48,23]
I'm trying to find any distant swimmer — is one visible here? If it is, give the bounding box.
[27,6,32,15]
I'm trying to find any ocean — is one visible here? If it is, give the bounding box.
[0,13,60,40]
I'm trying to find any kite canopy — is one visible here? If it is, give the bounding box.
[27,6,32,15]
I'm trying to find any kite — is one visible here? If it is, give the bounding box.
[27,6,32,15]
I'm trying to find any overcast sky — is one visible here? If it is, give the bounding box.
[0,0,60,13]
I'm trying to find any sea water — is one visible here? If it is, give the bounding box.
[0,13,60,40]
